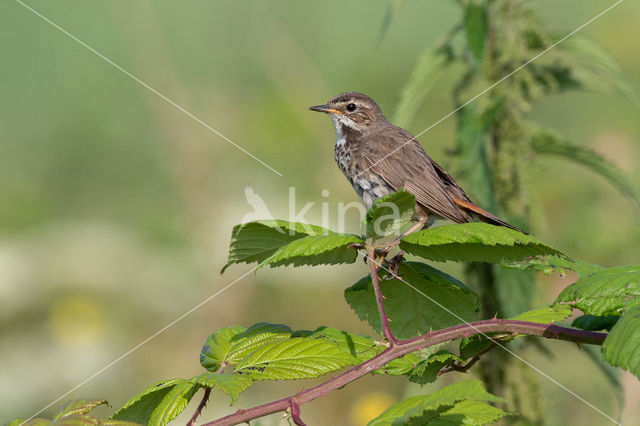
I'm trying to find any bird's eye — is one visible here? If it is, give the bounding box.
[346,103,357,112]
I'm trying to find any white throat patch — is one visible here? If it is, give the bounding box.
[330,114,357,147]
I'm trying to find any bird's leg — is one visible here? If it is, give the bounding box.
[367,245,400,346]
[398,216,429,239]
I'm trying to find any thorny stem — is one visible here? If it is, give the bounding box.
[202,319,606,426]
[187,387,211,426]
[367,245,400,346]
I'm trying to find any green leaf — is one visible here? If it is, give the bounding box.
[368,380,504,426]
[408,350,463,384]
[503,255,602,278]
[111,379,184,424]
[531,129,639,213]
[200,323,292,371]
[555,265,640,316]
[363,189,416,238]
[258,233,362,268]
[465,1,487,63]
[378,352,421,376]
[400,222,565,264]
[191,373,253,405]
[148,380,199,426]
[572,315,619,332]
[430,399,509,425]
[234,338,359,380]
[512,304,573,324]
[394,47,451,128]
[221,220,330,273]
[602,304,640,380]
[53,400,108,420]
[311,326,380,361]
[345,262,479,339]
[199,325,246,372]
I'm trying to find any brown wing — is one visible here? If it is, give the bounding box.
[357,125,470,223]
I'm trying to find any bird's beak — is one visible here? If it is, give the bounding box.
[309,105,343,115]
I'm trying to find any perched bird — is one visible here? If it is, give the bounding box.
[309,91,524,233]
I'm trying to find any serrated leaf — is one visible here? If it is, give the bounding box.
[512,304,573,324]
[200,323,292,372]
[400,222,565,264]
[53,400,108,420]
[378,352,421,376]
[368,380,504,426]
[531,129,639,213]
[602,304,640,379]
[227,323,293,362]
[148,380,199,426]
[221,220,329,273]
[345,262,478,339]
[311,326,380,361]
[409,350,463,384]
[555,265,640,316]
[111,379,183,424]
[199,326,246,372]
[259,233,362,268]
[363,189,416,238]
[503,255,602,277]
[465,1,487,63]
[572,315,619,332]
[394,46,451,127]
[234,338,358,380]
[191,373,253,405]
[430,399,508,425]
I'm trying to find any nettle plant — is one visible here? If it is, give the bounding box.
[15,190,640,425]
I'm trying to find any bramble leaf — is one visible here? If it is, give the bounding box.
[221,220,330,273]
[191,373,253,405]
[368,380,504,425]
[512,304,573,324]
[554,265,640,316]
[345,262,479,339]
[572,315,619,332]
[53,400,108,420]
[363,189,416,239]
[234,338,359,380]
[400,222,565,264]
[602,304,640,380]
[111,379,185,424]
[431,399,509,425]
[148,380,199,426]
[259,233,362,268]
[408,350,463,384]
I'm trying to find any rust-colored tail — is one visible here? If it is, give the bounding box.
[452,197,527,234]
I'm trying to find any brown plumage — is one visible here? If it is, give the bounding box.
[309,91,525,233]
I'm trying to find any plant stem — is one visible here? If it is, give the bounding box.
[187,387,211,426]
[202,319,606,426]
[367,245,399,346]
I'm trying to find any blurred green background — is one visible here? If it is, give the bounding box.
[1,1,639,425]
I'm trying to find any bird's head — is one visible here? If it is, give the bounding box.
[309,92,387,135]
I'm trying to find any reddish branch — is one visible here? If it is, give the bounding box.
[367,246,400,346]
[202,320,606,426]
[187,387,211,426]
